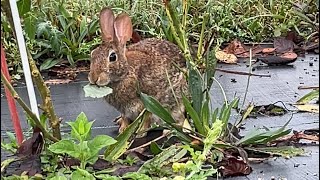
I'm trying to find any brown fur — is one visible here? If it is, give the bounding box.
[88,8,187,132]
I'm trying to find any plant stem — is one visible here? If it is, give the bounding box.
[28,52,62,140]
[1,72,58,142]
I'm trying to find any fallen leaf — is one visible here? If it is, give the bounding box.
[294,104,319,113]
[218,156,252,177]
[16,128,44,158]
[223,39,247,56]
[273,37,298,53]
[44,79,73,85]
[215,51,238,64]
[257,52,297,65]
[262,48,276,54]
[83,84,113,98]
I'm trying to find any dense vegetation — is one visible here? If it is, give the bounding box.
[1,0,318,77]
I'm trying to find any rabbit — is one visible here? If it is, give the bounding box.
[88,7,188,133]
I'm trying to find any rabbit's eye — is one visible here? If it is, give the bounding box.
[109,52,117,62]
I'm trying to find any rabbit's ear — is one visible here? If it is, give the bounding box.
[99,8,115,42]
[114,13,133,46]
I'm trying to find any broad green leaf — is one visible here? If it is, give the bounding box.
[235,128,266,145]
[139,145,181,173]
[83,84,113,98]
[94,174,120,180]
[17,0,31,17]
[88,135,117,156]
[150,142,162,155]
[211,108,219,125]
[67,112,94,141]
[122,172,152,180]
[48,139,80,159]
[182,95,205,135]
[201,99,210,132]
[188,67,203,115]
[140,93,191,142]
[24,15,36,40]
[71,168,95,180]
[40,58,61,71]
[140,93,175,123]
[48,176,68,180]
[104,110,147,161]
[296,89,319,104]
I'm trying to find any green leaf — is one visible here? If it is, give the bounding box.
[211,108,219,125]
[48,139,80,159]
[1,158,16,173]
[67,112,94,141]
[150,142,162,155]
[139,145,181,174]
[241,103,255,121]
[40,58,61,71]
[83,84,113,98]
[140,93,175,123]
[182,95,205,135]
[122,172,152,180]
[201,99,210,130]
[94,174,120,180]
[48,176,68,180]
[246,146,305,157]
[17,0,31,17]
[71,168,95,180]
[296,89,319,104]
[188,67,203,115]
[88,135,117,160]
[24,15,37,40]
[104,110,147,161]
[140,93,191,142]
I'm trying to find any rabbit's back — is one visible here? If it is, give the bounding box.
[126,38,187,110]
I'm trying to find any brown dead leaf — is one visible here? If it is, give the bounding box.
[215,51,238,64]
[223,39,247,56]
[262,48,276,54]
[44,79,72,85]
[273,37,298,53]
[218,156,252,177]
[16,128,44,158]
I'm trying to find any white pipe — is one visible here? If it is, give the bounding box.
[9,0,40,119]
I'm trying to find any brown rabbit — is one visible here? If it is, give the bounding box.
[88,8,188,133]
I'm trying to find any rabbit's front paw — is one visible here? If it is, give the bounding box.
[115,115,130,133]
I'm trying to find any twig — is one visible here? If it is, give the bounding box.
[28,52,61,140]
[1,72,58,142]
[127,131,170,153]
[215,68,271,77]
[298,86,319,90]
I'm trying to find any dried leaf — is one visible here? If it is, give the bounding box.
[223,39,247,57]
[218,156,252,177]
[16,129,44,158]
[294,104,319,113]
[262,48,276,54]
[215,51,237,64]
[44,79,72,85]
[273,37,298,53]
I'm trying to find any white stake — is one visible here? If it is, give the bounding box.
[9,0,40,118]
